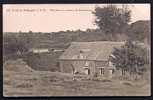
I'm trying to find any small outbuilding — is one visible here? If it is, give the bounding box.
[29,48,49,53]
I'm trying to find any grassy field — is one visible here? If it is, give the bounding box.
[3,59,150,96]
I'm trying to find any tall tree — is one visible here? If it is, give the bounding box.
[128,20,150,44]
[93,5,131,34]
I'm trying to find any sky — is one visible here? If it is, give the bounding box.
[3,4,150,32]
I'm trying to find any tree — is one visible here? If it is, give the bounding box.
[93,5,131,34]
[110,40,148,76]
[3,33,29,55]
[128,20,150,44]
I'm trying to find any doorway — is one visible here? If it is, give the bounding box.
[84,68,90,75]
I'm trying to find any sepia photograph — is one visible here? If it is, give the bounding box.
[3,4,151,96]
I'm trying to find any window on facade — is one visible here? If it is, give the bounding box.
[88,69,90,75]
[122,69,126,76]
[100,68,105,75]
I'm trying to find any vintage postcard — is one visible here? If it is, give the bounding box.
[3,4,151,96]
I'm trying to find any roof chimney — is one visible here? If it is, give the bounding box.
[79,50,84,59]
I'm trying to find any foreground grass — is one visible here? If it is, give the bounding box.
[3,70,150,96]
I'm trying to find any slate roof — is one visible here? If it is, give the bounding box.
[59,41,125,61]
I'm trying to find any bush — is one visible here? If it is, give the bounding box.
[23,52,60,72]
[111,40,148,75]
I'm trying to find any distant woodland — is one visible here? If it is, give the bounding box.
[3,20,150,52]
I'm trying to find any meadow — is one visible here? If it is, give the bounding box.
[3,59,150,96]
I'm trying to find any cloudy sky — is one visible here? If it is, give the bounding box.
[3,4,150,32]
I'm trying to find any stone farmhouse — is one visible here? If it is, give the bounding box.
[59,41,125,78]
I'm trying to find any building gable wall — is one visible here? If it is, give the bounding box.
[59,59,112,76]
[59,60,97,75]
